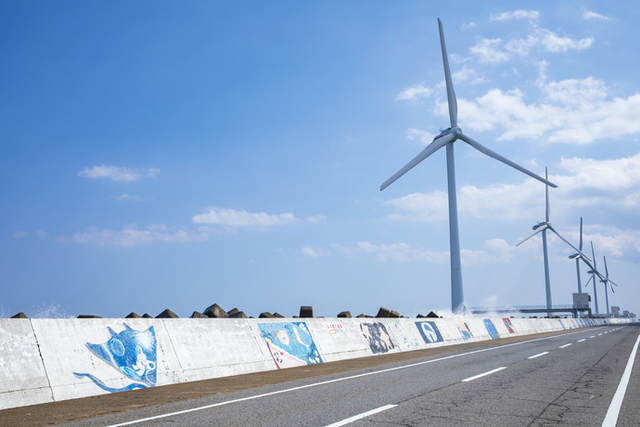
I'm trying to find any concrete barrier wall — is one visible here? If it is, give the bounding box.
[0,316,630,410]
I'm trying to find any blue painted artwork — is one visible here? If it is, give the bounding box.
[457,321,473,341]
[360,322,395,354]
[258,322,323,369]
[483,319,500,339]
[73,324,157,393]
[416,321,443,344]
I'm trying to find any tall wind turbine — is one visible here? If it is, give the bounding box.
[584,241,600,314]
[380,19,557,313]
[569,218,585,293]
[600,256,618,316]
[516,168,591,316]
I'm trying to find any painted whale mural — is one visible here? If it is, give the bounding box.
[73,323,157,393]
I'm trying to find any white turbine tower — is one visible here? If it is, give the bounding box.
[380,19,556,313]
[516,168,592,316]
[600,256,618,316]
[584,241,601,314]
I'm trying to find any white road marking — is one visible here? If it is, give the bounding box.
[324,404,397,427]
[598,333,603,336]
[104,330,589,427]
[559,343,572,349]
[528,351,549,360]
[590,336,596,338]
[462,367,507,382]
[578,339,586,342]
[602,334,640,427]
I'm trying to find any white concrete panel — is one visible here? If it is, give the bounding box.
[165,318,274,381]
[0,319,52,409]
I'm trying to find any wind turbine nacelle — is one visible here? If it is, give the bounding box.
[533,222,546,230]
[587,270,594,274]
[569,253,579,260]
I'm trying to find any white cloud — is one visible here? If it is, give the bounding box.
[36,230,48,240]
[582,8,611,21]
[305,214,326,224]
[301,246,331,257]
[445,77,640,144]
[490,10,540,22]
[405,128,436,146]
[13,231,27,239]
[192,207,320,228]
[461,22,477,30]
[78,165,160,182]
[384,153,640,222]
[66,224,208,247]
[470,28,593,63]
[116,194,145,201]
[396,84,433,101]
[332,239,513,266]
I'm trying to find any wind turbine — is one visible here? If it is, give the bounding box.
[584,241,600,314]
[600,256,618,316]
[380,19,557,313]
[568,218,585,293]
[516,168,591,316]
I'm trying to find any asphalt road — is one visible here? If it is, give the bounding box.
[4,324,639,426]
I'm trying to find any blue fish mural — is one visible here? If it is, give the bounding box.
[73,323,157,393]
[258,322,323,369]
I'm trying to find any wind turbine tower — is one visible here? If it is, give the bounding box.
[380,19,556,313]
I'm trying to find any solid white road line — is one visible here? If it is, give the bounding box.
[578,339,586,342]
[462,367,507,382]
[324,405,397,427]
[105,330,588,427]
[559,343,572,349]
[602,334,640,427]
[527,352,549,360]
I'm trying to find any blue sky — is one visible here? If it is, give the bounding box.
[2,1,639,319]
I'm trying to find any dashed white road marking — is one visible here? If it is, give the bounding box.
[559,343,572,349]
[528,352,549,360]
[324,404,397,427]
[578,339,586,342]
[462,367,507,382]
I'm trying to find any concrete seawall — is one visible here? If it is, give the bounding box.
[0,316,629,410]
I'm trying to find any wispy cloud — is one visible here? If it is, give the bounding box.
[582,8,611,21]
[78,165,160,182]
[13,231,27,239]
[301,246,331,257]
[442,76,640,144]
[490,10,540,22]
[405,128,436,146]
[192,207,322,228]
[396,84,433,101]
[332,239,513,266]
[115,194,146,201]
[64,224,207,247]
[470,27,593,64]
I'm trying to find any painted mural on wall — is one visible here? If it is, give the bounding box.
[360,322,395,354]
[258,322,323,369]
[503,318,515,334]
[416,321,444,344]
[483,319,500,339]
[73,324,157,393]
[457,321,473,341]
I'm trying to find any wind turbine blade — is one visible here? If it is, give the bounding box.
[584,274,593,287]
[603,256,609,278]
[380,132,454,191]
[545,167,550,222]
[590,241,597,269]
[548,226,592,263]
[459,134,557,188]
[579,217,583,251]
[516,224,548,246]
[438,18,457,128]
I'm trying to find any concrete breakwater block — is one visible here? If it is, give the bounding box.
[299,306,313,318]
[11,312,28,319]
[203,303,228,318]
[229,311,247,319]
[338,311,352,318]
[376,307,390,318]
[77,315,102,318]
[190,311,208,318]
[259,312,275,318]
[156,309,179,318]
[125,312,142,318]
